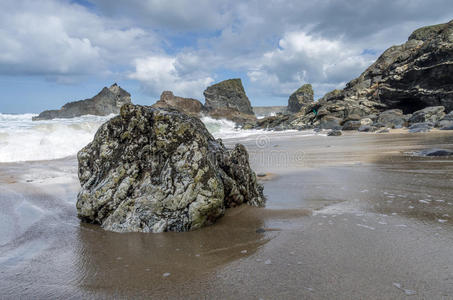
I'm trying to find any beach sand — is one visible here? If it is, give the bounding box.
[1,131,453,299]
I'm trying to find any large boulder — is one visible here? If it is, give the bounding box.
[33,83,131,121]
[287,84,314,113]
[204,78,254,117]
[437,111,453,130]
[408,106,445,125]
[338,20,453,113]
[76,104,265,233]
[376,109,406,128]
[152,91,205,117]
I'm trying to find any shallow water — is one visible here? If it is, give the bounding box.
[1,131,453,298]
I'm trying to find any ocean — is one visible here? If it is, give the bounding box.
[0,113,289,163]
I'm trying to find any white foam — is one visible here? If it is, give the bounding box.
[1,113,315,163]
[0,113,115,162]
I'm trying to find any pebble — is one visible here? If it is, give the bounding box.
[264,259,272,265]
[163,272,171,277]
[241,250,247,254]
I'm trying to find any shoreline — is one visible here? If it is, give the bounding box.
[1,130,453,298]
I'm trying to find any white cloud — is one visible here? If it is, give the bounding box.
[247,31,375,99]
[0,0,158,79]
[129,55,214,99]
[2,0,453,106]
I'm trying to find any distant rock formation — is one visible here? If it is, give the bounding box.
[318,20,453,116]
[203,79,256,124]
[254,19,453,131]
[287,84,314,113]
[32,83,131,121]
[76,104,265,233]
[152,91,205,117]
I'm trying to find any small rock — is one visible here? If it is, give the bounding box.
[376,128,390,133]
[327,129,342,136]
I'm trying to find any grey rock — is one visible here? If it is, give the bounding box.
[342,120,362,131]
[287,84,314,113]
[376,109,406,128]
[33,83,131,121]
[414,148,453,156]
[319,116,343,130]
[327,129,342,136]
[76,104,265,233]
[437,111,453,129]
[204,79,254,115]
[408,106,445,124]
[408,122,434,133]
[358,125,377,132]
[360,118,374,126]
[203,78,257,125]
[376,128,390,133]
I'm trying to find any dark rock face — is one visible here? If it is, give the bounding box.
[33,83,131,121]
[204,79,254,115]
[76,104,264,233]
[152,91,205,117]
[256,20,453,131]
[339,20,453,114]
[287,84,314,113]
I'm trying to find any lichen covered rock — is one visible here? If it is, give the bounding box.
[76,104,264,233]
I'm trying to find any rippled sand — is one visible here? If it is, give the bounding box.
[1,131,453,299]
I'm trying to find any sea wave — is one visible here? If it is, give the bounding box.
[0,113,307,163]
[0,113,115,163]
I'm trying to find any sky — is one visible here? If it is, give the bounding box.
[0,0,452,113]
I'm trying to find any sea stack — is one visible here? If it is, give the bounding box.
[204,78,257,124]
[287,84,314,113]
[76,104,265,233]
[32,83,131,121]
[152,91,205,117]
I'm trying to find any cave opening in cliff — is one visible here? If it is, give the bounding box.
[395,98,427,114]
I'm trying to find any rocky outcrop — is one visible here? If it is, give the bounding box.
[408,106,445,124]
[376,109,407,128]
[325,20,453,115]
[438,111,453,130]
[287,84,314,113]
[76,104,264,233]
[204,79,255,124]
[33,83,131,121]
[152,91,205,117]
[255,20,453,131]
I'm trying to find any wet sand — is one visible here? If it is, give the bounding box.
[1,131,453,299]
